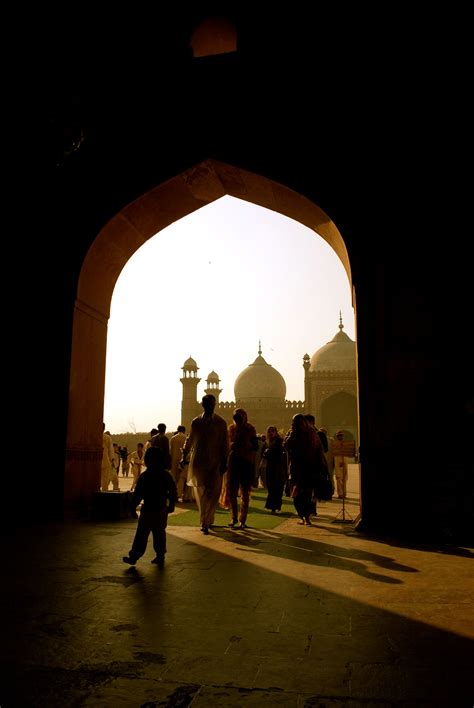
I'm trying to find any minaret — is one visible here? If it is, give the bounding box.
[204,371,222,404]
[303,353,311,413]
[180,356,201,429]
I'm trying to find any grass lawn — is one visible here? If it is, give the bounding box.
[167,489,296,529]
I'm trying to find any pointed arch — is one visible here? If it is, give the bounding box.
[65,159,354,505]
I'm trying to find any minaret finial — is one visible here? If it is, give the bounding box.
[258,340,262,356]
[339,311,344,331]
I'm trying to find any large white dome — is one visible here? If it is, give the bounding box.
[310,327,356,372]
[234,352,286,400]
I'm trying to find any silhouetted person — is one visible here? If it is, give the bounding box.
[318,428,334,491]
[119,446,130,477]
[304,414,321,516]
[304,414,328,452]
[224,408,258,529]
[181,394,229,534]
[255,434,268,488]
[170,425,188,501]
[333,430,349,498]
[284,414,327,525]
[144,428,158,452]
[128,442,145,492]
[101,423,119,491]
[113,443,121,475]
[263,426,287,513]
[151,423,171,469]
[123,446,177,567]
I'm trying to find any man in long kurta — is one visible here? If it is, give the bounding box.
[181,394,229,534]
[128,442,146,492]
[101,423,119,491]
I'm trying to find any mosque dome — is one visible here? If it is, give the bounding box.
[207,370,220,382]
[182,356,198,370]
[309,317,356,372]
[234,347,286,400]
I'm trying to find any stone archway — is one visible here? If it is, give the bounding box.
[320,391,358,440]
[65,159,355,507]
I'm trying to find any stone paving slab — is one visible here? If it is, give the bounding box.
[1,517,473,706]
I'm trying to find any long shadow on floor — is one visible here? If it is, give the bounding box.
[212,526,418,583]
[2,521,473,706]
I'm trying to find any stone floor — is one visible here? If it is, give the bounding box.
[1,496,473,707]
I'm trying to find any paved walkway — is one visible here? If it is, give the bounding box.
[2,480,473,706]
[115,463,361,526]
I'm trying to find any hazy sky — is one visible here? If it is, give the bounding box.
[104,196,355,434]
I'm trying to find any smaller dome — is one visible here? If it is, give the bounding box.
[207,370,220,383]
[183,356,198,370]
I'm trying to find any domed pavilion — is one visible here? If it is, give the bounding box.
[303,313,357,440]
[180,319,357,439]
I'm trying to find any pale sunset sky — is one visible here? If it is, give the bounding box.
[104,196,355,433]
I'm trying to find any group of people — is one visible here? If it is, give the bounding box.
[117,394,353,566]
[178,396,288,534]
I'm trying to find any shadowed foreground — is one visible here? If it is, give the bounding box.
[2,514,473,706]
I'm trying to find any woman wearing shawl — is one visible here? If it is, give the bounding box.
[263,426,287,513]
[283,413,327,525]
[222,408,258,529]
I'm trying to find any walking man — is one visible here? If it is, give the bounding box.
[181,394,229,534]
